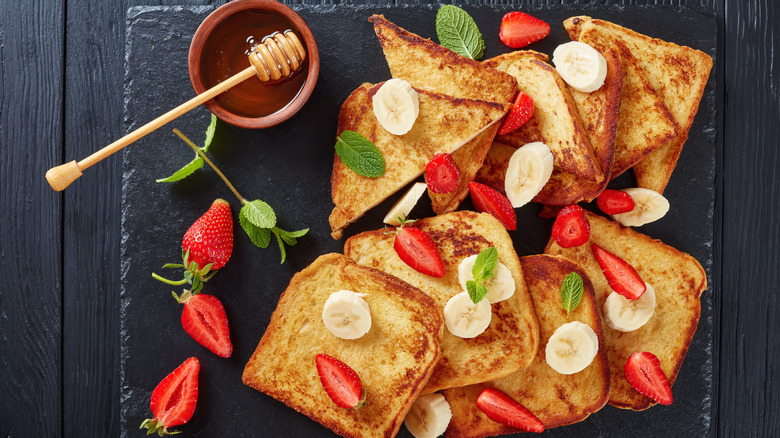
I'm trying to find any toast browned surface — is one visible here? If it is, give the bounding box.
[344,211,540,394]
[484,51,604,184]
[330,82,509,239]
[566,16,713,193]
[545,211,707,410]
[242,253,443,438]
[368,14,517,214]
[476,49,622,205]
[443,255,610,437]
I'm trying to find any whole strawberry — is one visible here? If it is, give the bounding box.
[153,199,233,293]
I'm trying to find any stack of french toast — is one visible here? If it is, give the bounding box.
[242,13,711,438]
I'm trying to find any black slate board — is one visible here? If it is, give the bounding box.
[121,5,717,437]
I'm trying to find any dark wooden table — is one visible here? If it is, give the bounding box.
[0,0,777,436]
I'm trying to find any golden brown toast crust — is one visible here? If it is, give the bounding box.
[486,52,604,183]
[443,255,610,437]
[566,16,713,193]
[242,253,443,438]
[330,83,509,239]
[545,211,707,410]
[344,211,540,393]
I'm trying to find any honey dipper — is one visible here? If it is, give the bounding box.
[46,30,307,192]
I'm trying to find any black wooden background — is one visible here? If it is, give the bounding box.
[0,0,777,437]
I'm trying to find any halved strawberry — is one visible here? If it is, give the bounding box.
[476,387,544,433]
[551,205,590,248]
[499,12,550,49]
[391,219,445,277]
[425,153,460,194]
[468,182,517,230]
[141,357,200,436]
[597,189,635,215]
[498,92,535,135]
[315,354,366,409]
[625,352,673,405]
[174,291,233,358]
[591,243,646,299]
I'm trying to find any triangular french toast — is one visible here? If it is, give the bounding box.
[329,83,510,239]
[344,211,540,394]
[565,16,712,193]
[443,255,610,436]
[545,211,707,410]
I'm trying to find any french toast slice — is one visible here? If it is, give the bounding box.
[368,14,517,214]
[443,255,610,437]
[545,211,707,410]
[329,82,509,239]
[565,16,713,193]
[344,211,540,394]
[476,49,622,205]
[242,253,443,438]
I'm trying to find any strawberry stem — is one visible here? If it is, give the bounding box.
[152,272,187,286]
[173,129,245,203]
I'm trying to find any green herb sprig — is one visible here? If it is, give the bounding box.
[466,247,498,304]
[157,114,218,182]
[435,5,486,60]
[560,272,584,315]
[335,130,385,178]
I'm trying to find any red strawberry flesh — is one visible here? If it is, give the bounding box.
[182,198,233,270]
[146,357,199,431]
[597,189,636,215]
[469,182,517,230]
[425,153,460,194]
[591,243,646,299]
[315,354,366,409]
[393,225,446,277]
[551,205,590,248]
[476,387,544,433]
[181,293,233,358]
[498,92,535,135]
[625,352,673,405]
[499,12,550,49]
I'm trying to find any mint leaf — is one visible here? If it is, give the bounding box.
[561,272,584,315]
[156,156,204,183]
[240,214,272,248]
[467,280,488,304]
[335,131,385,178]
[240,200,277,229]
[274,232,287,264]
[472,247,498,283]
[435,5,486,60]
[202,113,217,152]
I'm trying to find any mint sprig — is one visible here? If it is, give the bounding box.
[435,5,486,60]
[561,272,584,315]
[466,247,498,303]
[157,114,218,182]
[172,128,308,263]
[335,130,385,178]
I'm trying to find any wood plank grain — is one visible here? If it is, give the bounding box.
[0,0,64,436]
[720,0,779,435]
[61,1,217,436]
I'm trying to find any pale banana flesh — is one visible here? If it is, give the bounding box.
[552,41,608,93]
[404,393,452,438]
[457,254,516,303]
[611,188,670,227]
[321,290,372,339]
[372,78,420,135]
[545,320,599,374]
[504,142,554,208]
[603,282,656,332]
[383,182,428,226]
[443,291,492,339]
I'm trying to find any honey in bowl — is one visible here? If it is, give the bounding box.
[200,10,307,118]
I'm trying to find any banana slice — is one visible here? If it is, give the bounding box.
[611,188,670,227]
[457,255,516,303]
[443,291,492,339]
[545,321,599,374]
[603,282,656,332]
[552,41,608,93]
[504,142,554,208]
[322,290,371,340]
[404,393,452,438]
[372,78,419,135]
[383,182,428,226]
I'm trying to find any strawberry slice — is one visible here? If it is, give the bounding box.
[175,292,233,358]
[551,205,590,248]
[425,153,460,194]
[141,357,200,436]
[597,189,636,215]
[498,92,535,135]
[391,219,445,277]
[499,12,550,49]
[476,388,544,433]
[591,243,646,299]
[468,182,517,230]
[315,354,366,409]
[625,352,673,405]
